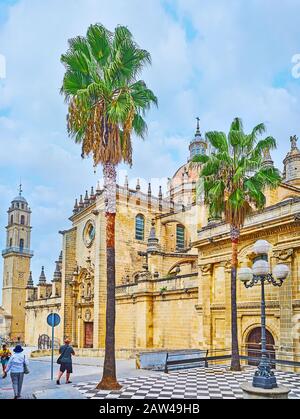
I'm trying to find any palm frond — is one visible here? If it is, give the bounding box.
[250,136,277,160]
[192,154,209,164]
[86,23,112,66]
[252,167,282,189]
[205,131,228,152]
[230,117,244,133]
[132,114,148,139]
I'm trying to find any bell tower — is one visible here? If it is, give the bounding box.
[1,185,33,341]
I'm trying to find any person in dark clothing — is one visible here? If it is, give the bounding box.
[56,338,75,385]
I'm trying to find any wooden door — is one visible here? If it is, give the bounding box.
[84,322,94,348]
[247,327,276,368]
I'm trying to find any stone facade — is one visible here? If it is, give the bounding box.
[1,126,300,367]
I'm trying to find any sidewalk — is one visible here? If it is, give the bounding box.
[34,386,86,399]
[0,354,160,399]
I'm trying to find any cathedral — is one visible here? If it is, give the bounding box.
[1,123,300,367]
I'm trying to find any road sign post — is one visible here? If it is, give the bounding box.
[47,313,61,381]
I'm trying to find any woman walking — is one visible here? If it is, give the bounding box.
[6,345,29,399]
[56,338,75,385]
[0,344,12,378]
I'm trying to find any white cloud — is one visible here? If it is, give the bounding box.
[0,0,299,291]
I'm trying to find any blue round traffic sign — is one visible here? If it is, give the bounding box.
[47,313,61,327]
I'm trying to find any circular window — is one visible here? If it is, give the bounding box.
[83,220,96,248]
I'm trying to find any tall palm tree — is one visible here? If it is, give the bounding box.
[60,24,157,389]
[193,118,281,371]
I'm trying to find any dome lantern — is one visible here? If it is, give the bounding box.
[189,117,207,161]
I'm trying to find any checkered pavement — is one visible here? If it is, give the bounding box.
[74,366,300,399]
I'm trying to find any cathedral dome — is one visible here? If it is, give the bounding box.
[168,119,205,195]
[170,163,199,188]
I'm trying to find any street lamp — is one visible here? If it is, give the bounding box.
[238,240,290,390]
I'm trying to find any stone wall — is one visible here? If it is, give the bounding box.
[24,297,62,346]
[114,274,199,351]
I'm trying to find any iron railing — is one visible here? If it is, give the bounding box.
[200,347,300,371]
[2,246,34,257]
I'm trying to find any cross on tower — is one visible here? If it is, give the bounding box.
[196,117,201,134]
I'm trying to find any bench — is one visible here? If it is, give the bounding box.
[164,350,209,373]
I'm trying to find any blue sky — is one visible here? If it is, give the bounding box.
[0,0,300,296]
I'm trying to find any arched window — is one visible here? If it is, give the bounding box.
[10,215,13,225]
[20,215,25,225]
[135,214,145,241]
[19,239,24,251]
[9,238,13,247]
[176,225,185,250]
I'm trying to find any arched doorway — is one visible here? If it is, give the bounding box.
[246,327,276,369]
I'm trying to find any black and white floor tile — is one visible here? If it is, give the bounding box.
[74,366,300,399]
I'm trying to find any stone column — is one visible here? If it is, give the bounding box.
[198,264,213,350]
[224,261,232,352]
[71,291,78,347]
[273,248,294,369]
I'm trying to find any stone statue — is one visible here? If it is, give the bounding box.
[290,135,298,150]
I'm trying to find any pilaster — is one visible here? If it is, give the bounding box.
[135,273,154,349]
[198,263,213,349]
[273,248,294,367]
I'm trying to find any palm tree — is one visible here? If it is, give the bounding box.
[60,24,157,389]
[193,118,281,371]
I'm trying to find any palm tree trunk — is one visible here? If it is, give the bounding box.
[230,225,241,372]
[97,163,121,390]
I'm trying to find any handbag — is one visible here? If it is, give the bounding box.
[57,346,68,365]
[23,355,30,375]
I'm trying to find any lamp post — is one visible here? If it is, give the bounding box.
[238,240,290,390]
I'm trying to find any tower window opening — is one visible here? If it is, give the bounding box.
[135,214,145,241]
[20,215,25,225]
[10,215,13,225]
[176,225,185,250]
[9,238,12,247]
[19,239,24,251]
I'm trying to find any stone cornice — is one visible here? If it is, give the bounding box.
[196,300,281,311]
[75,302,94,308]
[157,202,196,220]
[116,287,198,301]
[280,182,300,193]
[116,273,198,291]
[194,199,300,248]
[25,302,61,310]
[59,226,77,235]
[148,251,198,258]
